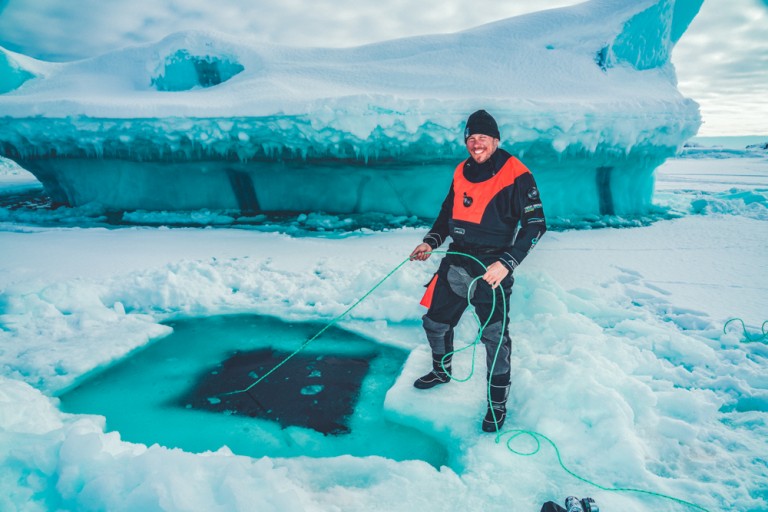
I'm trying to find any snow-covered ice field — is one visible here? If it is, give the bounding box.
[0,0,766,508]
[0,148,766,512]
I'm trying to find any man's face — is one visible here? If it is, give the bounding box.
[466,134,499,164]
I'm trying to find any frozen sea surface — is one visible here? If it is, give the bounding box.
[0,152,766,511]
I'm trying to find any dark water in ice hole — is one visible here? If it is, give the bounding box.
[58,314,450,468]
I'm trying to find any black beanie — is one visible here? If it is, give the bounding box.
[464,110,500,142]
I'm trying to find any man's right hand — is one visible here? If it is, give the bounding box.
[409,242,432,261]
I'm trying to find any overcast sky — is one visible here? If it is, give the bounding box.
[0,0,765,136]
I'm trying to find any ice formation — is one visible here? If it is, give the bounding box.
[0,48,36,94]
[0,0,703,219]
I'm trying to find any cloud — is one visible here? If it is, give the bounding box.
[0,0,574,60]
[673,0,768,134]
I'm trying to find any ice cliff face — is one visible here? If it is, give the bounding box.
[0,0,703,220]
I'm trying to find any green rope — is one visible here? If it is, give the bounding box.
[499,429,712,512]
[219,250,711,511]
[723,317,768,343]
[436,274,484,383]
[431,253,507,431]
[220,256,413,396]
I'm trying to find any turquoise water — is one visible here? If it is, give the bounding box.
[58,314,450,468]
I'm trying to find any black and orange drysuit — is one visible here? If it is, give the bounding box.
[418,147,546,420]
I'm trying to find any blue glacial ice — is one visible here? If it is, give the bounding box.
[0,47,37,94]
[0,0,703,221]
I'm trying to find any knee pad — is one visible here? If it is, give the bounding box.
[422,315,453,354]
[446,265,476,300]
[481,321,512,376]
[480,320,507,345]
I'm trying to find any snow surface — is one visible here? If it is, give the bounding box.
[0,1,702,118]
[1,0,766,510]
[0,148,766,512]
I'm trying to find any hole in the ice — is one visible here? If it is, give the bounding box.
[58,314,451,469]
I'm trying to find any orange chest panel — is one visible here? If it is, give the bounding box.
[451,157,529,223]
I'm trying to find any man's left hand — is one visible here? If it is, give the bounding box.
[483,261,510,289]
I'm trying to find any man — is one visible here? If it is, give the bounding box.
[409,109,546,432]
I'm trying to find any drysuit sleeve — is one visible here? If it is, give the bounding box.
[422,185,454,249]
[499,172,546,273]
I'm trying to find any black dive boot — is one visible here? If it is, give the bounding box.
[413,353,452,389]
[482,373,510,432]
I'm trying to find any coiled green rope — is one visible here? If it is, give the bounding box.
[221,250,712,511]
[498,429,711,511]
[723,318,768,343]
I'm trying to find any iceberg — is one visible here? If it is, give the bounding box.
[0,0,703,220]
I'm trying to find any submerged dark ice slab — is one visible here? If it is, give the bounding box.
[179,348,371,435]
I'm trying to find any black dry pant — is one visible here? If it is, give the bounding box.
[423,252,513,379]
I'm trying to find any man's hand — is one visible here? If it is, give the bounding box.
[483,261,510,289]
[410,242,432,261]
